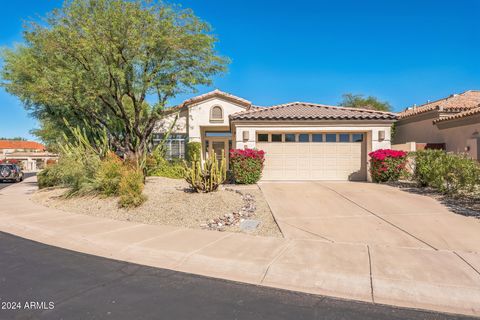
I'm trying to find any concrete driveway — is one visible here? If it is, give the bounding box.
[259,181,480,252]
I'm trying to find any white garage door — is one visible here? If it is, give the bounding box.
[257,133,366,181]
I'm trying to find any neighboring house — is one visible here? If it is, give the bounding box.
[154,90,396,181]
[0,140,57,171]
[394,90,480,159]
[433,107,480,159]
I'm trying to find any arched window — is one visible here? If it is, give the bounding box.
[210,105,223,121]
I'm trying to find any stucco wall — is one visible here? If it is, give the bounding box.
[153,97,246,140]
[187,98,246,142]
[233,123,392,151]
[153,109,188,134]
[394,112,443,144]
[438,121,480,155]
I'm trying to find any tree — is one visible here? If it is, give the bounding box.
[1,0,228,164]
[339,93,391,112]
[0,137,27,141]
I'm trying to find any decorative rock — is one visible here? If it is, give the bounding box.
[202,191,258,231]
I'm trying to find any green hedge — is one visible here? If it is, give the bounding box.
[186,141,202,161]
[146,148,184,179]
[413,150,480,194]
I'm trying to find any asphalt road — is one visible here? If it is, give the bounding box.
[0,172,36,190]
[0,232,475,320]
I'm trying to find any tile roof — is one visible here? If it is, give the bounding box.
[182,89,251,107]
[230,102,397,121]
[164,89,252,114]
[433,106,480,124]
[399,90,480,119]
[0,140,46,150]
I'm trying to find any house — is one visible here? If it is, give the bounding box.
[394,90,480,159]
[154,90,397,181]
[0,140,57,171]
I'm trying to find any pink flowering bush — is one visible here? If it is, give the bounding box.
[369,149,408,183]
[229,148,265,184]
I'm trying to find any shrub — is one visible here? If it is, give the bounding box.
[146,147,184,179]
[38,164,63,189]
[369,149,408,183]
[229,148,265,184]
[184,151,226,192]
[37,151,101,195]
[413,150,480,194]
[62,152,101,196]
[413,149,444,188]
[151,158,185,179]
[95,152,123,196]
[186,141,202,162]
[118,166,146,208]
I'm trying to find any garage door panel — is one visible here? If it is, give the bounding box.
[257,139,366,181]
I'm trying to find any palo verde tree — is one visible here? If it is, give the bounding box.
[1,0,228,164]
[339,93,391,112]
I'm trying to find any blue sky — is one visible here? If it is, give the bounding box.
[1,0,479,140]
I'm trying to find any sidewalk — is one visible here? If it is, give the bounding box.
[1,177,479,317]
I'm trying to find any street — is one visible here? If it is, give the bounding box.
[0,231,474,320]
[0,172,36,190]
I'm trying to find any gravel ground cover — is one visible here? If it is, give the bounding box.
[32,176,282,237]
[388,180,480,218]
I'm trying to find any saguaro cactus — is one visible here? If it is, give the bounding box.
[184,150,226,193]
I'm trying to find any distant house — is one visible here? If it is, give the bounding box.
[0,140,57,171]
[394,90,480,159]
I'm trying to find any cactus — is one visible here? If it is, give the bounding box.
[184,150,226,193]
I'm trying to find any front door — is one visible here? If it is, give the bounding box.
[212,141,226,161]
[205,138,229,168]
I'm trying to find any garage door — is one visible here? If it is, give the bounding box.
[257,132,366,181]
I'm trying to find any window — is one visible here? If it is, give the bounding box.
[271,134,282,142]
[352,133,364,142]
[257,134,268,142]
[325,133,337,142]
[339,133,350,142]
[152,133,186,159]
[312,134,323,142]
[210,106,223,121]
[205,131,232,137]
[298,134,309,142]
[285,133,296,142]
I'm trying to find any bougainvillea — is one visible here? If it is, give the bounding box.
[368,149,408,183]
[229,148,265,184]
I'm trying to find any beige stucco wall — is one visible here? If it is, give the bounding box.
[153,109,188,134]
[437,118,480,156]
[187,97,246,142]
[233,123,392,151]
[391,142,417,152]
[154,97,246,141]
[395,112,480,159]
[394,111,443,144]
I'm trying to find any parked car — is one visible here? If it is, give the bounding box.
[0,164,24,183]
